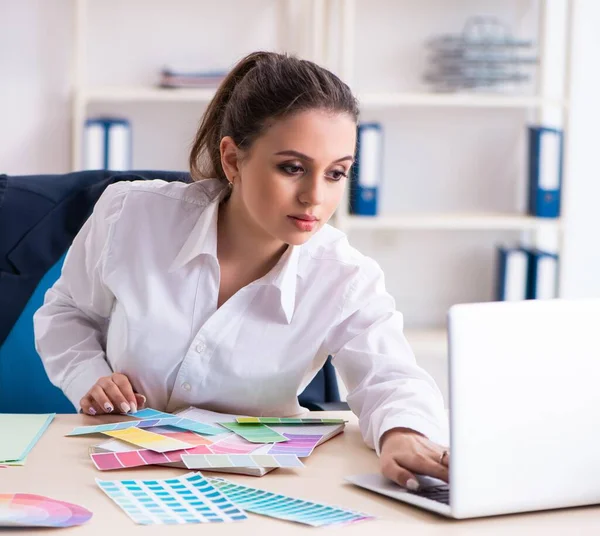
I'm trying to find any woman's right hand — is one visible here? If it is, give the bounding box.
[80,373,146,416]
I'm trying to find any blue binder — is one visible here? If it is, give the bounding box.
[527,249,559,299]
[349,123,383,216]
[527,126,563,218]
[496,246,530,301]
[84,117,132,171]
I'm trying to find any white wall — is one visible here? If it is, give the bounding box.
[0,0,73,174]
[561,0,600,299]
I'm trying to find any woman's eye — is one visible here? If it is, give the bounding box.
[327,169,348,181]
[279,164,305,175]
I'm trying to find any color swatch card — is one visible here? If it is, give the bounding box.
[152,428,214,447]
[182,454,304,469]
[210,478,374,527]
[237,417,346,425]
[69,417,222,437]
[0,414,55,463]
[267,433,323,458]
[218,422,288,444]
[208,433,264,455]
[128,408,174,420]
[103,428,194,453]
[91,444,212,471]
[0,493,92,528]
[96,472,247,524]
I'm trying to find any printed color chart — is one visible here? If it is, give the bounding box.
[210,478,374,527]
[96,472,247,525]
[218,422,288,443]
[0,493,92,528]
[237,417,346,425]
[267,433,323,457]
[91,444,212,471]
[103,428,194,453]
[182,453,304,469]
[208,433,263,454]
[69,417,222,437]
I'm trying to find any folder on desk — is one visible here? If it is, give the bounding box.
[349,123,383,216]
[84,117,132,171]
[496,246,530,301]
[527,126,563,218]
[527,250,559,300]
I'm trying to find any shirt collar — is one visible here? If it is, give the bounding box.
[259,243,301,324]
[169,183,301,324]
[168,183,226,273]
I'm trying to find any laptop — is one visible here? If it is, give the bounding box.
[347,299,600,519]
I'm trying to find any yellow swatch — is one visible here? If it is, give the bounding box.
[103,428,194,453]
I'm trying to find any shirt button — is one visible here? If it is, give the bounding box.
[196,341,207,353]
[182,382,191,391]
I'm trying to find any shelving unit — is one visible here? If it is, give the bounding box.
[340,213,561,232]
[79,87,217,103]
[357,92,566,109]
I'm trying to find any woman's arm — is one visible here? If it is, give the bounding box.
[325,258,448,459]
[33,183,127,411]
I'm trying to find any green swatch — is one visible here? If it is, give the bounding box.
[218,422,288,443]
[236,417,346,425]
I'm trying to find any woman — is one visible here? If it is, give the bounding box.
[34,51,448,491]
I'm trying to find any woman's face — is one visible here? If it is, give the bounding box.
[232,109,357,246]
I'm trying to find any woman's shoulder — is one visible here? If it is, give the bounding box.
[107,178,224,205]
[300,224,381,278]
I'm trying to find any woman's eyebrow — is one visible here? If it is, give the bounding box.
[274,150,354,164]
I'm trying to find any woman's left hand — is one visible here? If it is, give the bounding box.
[379,427,449,491]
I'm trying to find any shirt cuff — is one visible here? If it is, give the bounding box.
[375,412,449,456]
[62,358,114,411]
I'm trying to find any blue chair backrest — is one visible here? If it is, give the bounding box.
[0,254,75,413]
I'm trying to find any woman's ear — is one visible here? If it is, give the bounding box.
[220,136,241,184]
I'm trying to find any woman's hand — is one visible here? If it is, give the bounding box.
[379,427,449,490]
[80,373,146,416]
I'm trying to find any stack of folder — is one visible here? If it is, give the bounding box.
[496,247,559,301]
[83,117,132,171]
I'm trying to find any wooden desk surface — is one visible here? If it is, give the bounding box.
[3,412,600,534]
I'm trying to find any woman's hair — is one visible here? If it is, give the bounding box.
[189,51,359,183]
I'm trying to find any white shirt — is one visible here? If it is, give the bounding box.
[33,179,447,452]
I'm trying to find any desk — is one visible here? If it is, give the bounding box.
[3,412,600,534]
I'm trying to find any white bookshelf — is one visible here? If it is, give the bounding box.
[357,92,567,110]
[338,213,562,232]
[79,87,217,103]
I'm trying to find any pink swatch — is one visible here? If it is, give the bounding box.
[208,434,264,455]
[91,444,211,471]
[267,433,323,457]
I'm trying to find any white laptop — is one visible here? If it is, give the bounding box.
[347,299,600,519]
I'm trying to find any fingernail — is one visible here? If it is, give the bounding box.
[139,395,146,405]
[88,407,96,416]
[120,402,131,413]
[406,479,420,491]
[104,403,113,413]
[130,402,137,414]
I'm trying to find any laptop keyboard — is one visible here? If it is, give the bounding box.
[409,484,450,505]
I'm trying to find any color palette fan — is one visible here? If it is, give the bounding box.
[0,493,92,528]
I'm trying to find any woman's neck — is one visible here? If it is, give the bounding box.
[217,191,288,280]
